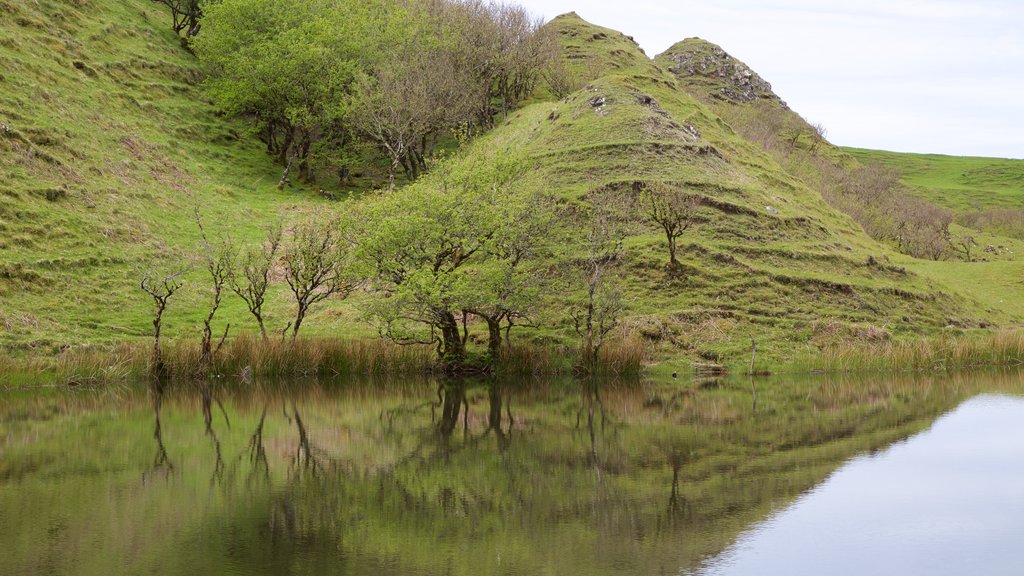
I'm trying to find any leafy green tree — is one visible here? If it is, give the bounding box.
[463,192,557,356]
[193,0,391,182]
[636,181,703,267]
[357,158,524,366]
[570,189,630,365]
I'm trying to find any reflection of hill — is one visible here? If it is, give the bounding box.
[1,372,1021,575]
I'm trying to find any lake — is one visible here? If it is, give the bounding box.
[1,370,1022,575]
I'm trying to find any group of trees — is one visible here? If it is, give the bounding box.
[139,210,356,376]
[816,162,956,261]
[190,0,558,189]
[139,159,717,374]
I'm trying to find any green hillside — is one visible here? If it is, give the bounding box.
[842,147,1024,324]
[0,4,1018,372]
[0,0,329,351]
[844,148,1024,212]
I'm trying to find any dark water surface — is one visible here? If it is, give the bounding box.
[1,371,1022,575]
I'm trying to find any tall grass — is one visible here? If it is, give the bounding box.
[0,334,648,387]
[791,330,1024,374]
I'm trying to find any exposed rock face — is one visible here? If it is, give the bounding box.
[661,39,784,106]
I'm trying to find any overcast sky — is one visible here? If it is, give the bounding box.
[515,0,1024,159]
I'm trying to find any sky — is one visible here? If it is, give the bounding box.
[514,0,1024,159]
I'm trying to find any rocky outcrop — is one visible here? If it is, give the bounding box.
[660,39,784,106]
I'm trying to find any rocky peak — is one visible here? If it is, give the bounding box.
[657,38,783,106]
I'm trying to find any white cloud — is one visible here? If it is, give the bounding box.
[516,0,1024,158]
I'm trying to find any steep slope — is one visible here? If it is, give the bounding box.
[0,0,325,351]
[654,36,1024,329]
[480,13,978,365]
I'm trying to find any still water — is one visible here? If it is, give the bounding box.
[1,371,1022,575]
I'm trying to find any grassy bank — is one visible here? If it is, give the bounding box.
[788,330,1024,374]
[0,334,647,388]
[5,329,1024,389]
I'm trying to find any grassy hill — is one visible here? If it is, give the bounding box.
[0,0,332,352]
[0,5,1018,372]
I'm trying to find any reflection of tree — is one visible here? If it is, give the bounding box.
[285,402,327,475]
[436,380,467,440]
[245,404,270,485]
[667,449,688,520]
[144,380,174,482]
[199,381,230,485]
[481,382,512,451]
[576,381,610,481]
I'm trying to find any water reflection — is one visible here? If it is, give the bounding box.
[694,394,1024,576]
[1,371,1022,576]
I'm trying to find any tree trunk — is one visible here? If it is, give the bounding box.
[255,314,268,342]
[486,316,502,358]
[438,311,465,366]
[152,307,164,375]
[437,382,464,438]
[291,306,306,341]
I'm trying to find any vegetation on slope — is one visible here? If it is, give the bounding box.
[1,3,1020,375]
[0,0,325,351]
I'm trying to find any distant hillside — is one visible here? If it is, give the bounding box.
[844,148,1024,212]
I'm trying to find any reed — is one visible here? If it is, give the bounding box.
[0,334,648,387]
[791,330,1024,374]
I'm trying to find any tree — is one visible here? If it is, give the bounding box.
[194,0,390,182]
[349,2,481,190]
[151,0,203,38]
[636,181,703,268]
[281,214,354,340]
[808,121,828,153]
[229,223,282,341]
[955,234,978,262]
[358,158,523,366]
[570,189,629,365]
[464,192,557,356]
[195,208,234,376]
[139,266,187,376]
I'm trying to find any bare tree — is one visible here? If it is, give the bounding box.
[150,0,202,37]
[636,181,703,268]
[139,266,187,376]
[229,223,283,341]
[808,121,828,153]
[195,208,234,377]
[570,190,629,365]
[281,216,353,340]
[955,234,978,262]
